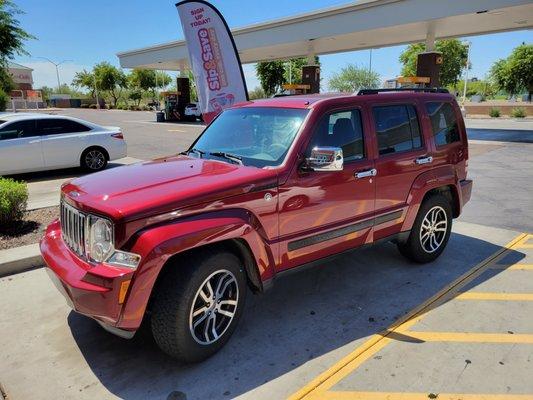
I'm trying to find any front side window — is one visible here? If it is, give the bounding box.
[426,102,460,146]
[307,109,365,162]
[191,107,308,167]
[0,120,36,140]
[37,119,90,136]
[373,104,422,155]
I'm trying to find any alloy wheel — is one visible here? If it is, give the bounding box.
[419,205,448,253]
[189,269,239,345]
[85,150,105,170]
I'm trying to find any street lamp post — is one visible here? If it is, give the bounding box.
[461,41,471,113]
[36,57,72,93]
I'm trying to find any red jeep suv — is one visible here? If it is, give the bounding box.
[41,88,472,362]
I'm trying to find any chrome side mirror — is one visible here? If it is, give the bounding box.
[306,147,343,171]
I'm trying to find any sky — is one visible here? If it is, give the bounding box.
[12,0,533,91]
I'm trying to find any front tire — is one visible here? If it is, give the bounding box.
[81,147,108,172]
[397,194,452,263]
[151,250,247,362]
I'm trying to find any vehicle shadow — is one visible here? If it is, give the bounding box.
[467,128,533,143]
[68,232,525,400]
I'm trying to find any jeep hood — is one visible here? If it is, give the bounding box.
[61,155,277,222]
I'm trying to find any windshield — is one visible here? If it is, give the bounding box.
[190,107,308,167]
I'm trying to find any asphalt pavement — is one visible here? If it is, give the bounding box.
[0,110,532,400]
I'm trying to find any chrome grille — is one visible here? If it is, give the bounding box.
[60,201,87,257]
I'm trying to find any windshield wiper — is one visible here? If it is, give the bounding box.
[185,148,205,158]
[209,151,243,165]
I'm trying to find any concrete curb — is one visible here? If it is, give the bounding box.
[0,243,43,277]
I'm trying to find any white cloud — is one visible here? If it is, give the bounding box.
[18,61,92,89]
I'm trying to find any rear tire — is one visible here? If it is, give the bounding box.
[397,193,452,263]
[151,250,247,362]
[81,147,108,172]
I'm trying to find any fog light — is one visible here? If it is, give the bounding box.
[107,251,141,269]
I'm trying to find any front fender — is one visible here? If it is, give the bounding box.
[401,165,460,232]
[118,209,274,330]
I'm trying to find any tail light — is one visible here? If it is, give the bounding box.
[111,132,124,139]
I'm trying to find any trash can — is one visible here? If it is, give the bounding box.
[156,111,165,122]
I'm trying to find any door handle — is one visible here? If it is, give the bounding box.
[415,156,433,165]
[355,168,377,179]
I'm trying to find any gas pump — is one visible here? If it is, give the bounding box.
[162,92,181,121]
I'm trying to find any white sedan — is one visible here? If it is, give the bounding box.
[0,113,127,175]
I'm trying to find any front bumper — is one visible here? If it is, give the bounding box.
[40,219,136,334]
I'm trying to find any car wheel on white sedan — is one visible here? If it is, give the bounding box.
[81,147,108,172]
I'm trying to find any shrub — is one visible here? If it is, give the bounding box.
[511,107,526,118]
[89,104,97,109]
[0,89,8,111]
[489,108,501,118]
[0,178,28,226]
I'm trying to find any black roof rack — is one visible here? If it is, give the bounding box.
[357,87,449,95]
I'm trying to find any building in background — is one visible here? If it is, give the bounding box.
[8,62,34,91]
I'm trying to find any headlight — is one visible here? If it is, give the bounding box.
[88,216,114,263]
[86,215,141,269]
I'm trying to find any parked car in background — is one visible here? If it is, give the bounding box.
[0,113,127,175]
[184,103,203,121]
[42,88,472,362]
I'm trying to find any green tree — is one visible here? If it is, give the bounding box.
[256,57,320,96]
[129,68,171,98]
[256,61,285,96]
[0,0,34,92]
[93,62,128,106]
[490,44,533,100]
[328,64,380,92]
[248,86,266,100]
[399,39,469,87]
[128,88,143,106]
[72,69,97,98]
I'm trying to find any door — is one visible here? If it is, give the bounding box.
[371,103,429,239]
[0,120,44,174]
[278,108,375,270]
[38,118,91,168]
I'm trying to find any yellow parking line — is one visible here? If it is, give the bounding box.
[514,235,533,248]
[307,391,533,400]
[404,331,533,343]
[456,292,533,301]
[288,233,528,400]
[489,264,533,270]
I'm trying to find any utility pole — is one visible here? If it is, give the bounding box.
[369,49,373,74]
[461,41,471,113]
[36,57,72,93]
[93,73,100,110]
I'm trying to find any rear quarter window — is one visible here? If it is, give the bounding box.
[425,102,461,146]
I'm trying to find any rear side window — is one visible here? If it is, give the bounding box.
[0,120,37,140]
[308,109,365,161]
[37,119,91,136]
[426,102,460,146]
[373,105,422,155]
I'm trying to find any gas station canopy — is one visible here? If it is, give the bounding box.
[117,0,533,71]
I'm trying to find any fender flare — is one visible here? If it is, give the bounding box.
[118,209,274,330]
[401,165,460,232]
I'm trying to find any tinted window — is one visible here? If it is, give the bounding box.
[37,119,90,136]
[426,102,460,146]
[0,120,37,140]
[308,109,365,161]
[373,105,422,155]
